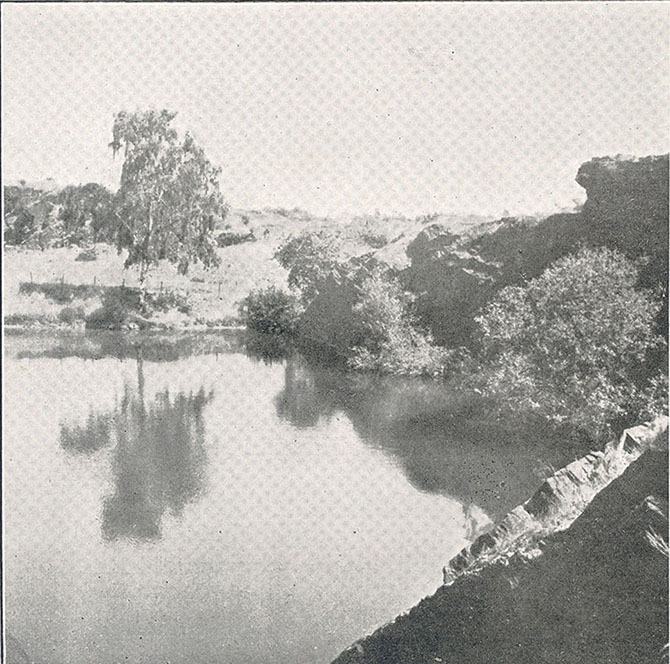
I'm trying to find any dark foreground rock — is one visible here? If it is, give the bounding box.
[333,418,668,664]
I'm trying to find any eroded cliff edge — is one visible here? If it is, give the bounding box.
[333,416,668,664]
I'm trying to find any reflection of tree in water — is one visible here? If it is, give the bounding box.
[274,356,586,520]
[244,330,292,366]
[60,358,213,542]
[14,330,243,363]
[61,411,113,454]
[274,355,339,428]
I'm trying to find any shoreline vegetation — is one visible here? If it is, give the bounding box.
[4,114,668,662]
[6,150,668,445]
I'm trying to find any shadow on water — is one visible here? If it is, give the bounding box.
[59,357,213,542]
[16,328,587,521]
[8,327,246,363]
[274,355,587,520]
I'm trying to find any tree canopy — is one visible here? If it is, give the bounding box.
[274,232,342,302]
[110,110,227,282]
[57,183,115,245]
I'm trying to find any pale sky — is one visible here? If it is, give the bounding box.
[2,3,669,217]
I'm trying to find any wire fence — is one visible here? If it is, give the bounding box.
[22,272,229,297]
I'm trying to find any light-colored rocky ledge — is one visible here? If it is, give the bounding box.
[443,415,668,585]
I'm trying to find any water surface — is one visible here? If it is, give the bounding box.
[4,331,580,664]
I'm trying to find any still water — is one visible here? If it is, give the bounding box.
[4,331,579,664]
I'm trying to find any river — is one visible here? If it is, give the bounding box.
[3,330,582,664]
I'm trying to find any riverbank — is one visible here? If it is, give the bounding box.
[4,206,485,332]
[333,416,668,664]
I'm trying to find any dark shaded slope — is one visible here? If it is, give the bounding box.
[333,448,669,664]
[298,154,669,351]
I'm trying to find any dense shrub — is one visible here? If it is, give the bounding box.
[58,306,86,325]
[348,270,450,376]
[239,286,303,335]
[149,290,192,315]
[475,247,667,441]
[85,287,191,329]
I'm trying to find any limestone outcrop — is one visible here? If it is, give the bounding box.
[443,415,668,584]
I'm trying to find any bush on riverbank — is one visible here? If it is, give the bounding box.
[239,286,303,335]
[475,247,667,442]
[348,270,450,376]
[85,287,193,329]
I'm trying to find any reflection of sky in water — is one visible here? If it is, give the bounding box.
[3,332,580,664]
[4,342,476,664]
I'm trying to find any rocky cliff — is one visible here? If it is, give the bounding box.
[443,415,668,584]
[298,154,669,351]
[577,155,669,285]
[404,154,668,347]
[333,417,669,664]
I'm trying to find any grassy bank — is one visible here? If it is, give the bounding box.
[3,239,286,329]
[3,208,456,331]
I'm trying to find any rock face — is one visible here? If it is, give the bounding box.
[402,224,501,347]
[296,154,668,352]
[577,155,669,336]
[577,155,669,285]
[404,154,669,347]
[332,417,669,664]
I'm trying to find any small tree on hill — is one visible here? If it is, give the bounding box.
[275,232,342,303]
[110,110,227,283]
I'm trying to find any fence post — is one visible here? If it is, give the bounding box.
[217,281,221,297]
[93,275,97,286]
[30,272,33,283]
[122,278,125,288]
